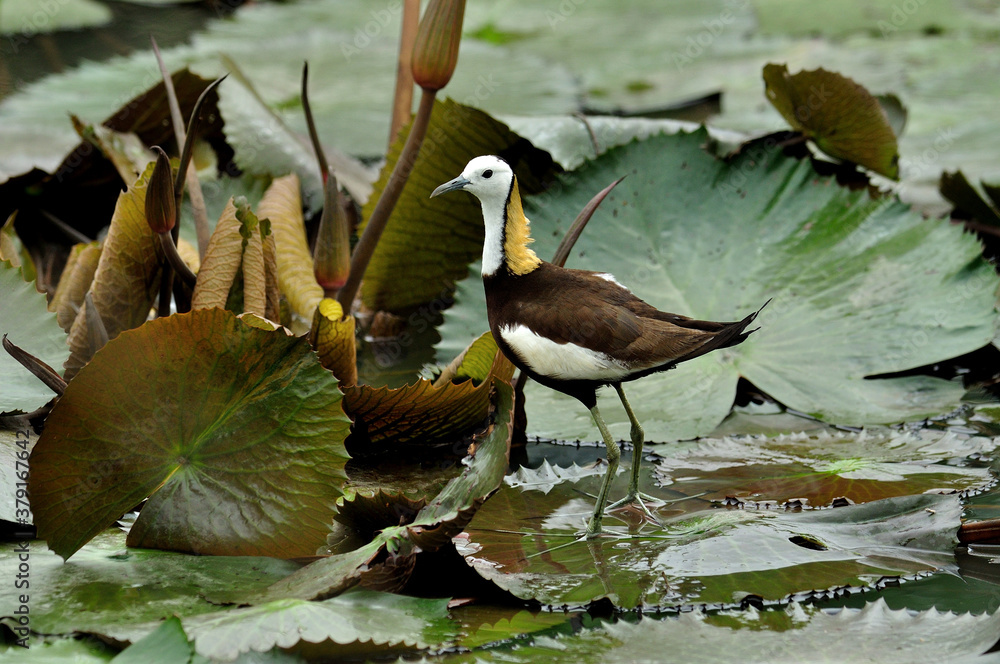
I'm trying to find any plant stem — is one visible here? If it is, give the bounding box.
[389,0,420,146]
[337,89,437,313]
[158,232,197,289]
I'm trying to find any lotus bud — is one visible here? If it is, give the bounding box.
[411,0,466,92]
[146,146,176,235]
[313,168,351,294]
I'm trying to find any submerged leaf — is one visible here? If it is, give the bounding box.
[459,486,961,609]
[763,64,899,178]
[0,261,70,413]
[29,309,350,559]
[654,429,998,507]
[453,599,1000,664]
[63,161,164,379]
[438,129,997,441]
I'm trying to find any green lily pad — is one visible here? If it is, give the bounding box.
[458,487,961,609]
[0,260,69,414]
[440,599,1000,664]
[438,129,997,442]
[0,529,300,641]
[29,308,351,560]
[179,590,458,661]
[0,0,111,36]
[111,617,204,664]
[654,428,999,508]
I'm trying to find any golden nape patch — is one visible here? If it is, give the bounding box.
[503,180,543,275]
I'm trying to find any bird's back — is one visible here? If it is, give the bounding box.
[484,261,762,386]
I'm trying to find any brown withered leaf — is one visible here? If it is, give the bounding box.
[192,199,242,310]
[344,334,512,457]
[263,230,280,322]
[63,162,164,379]
[53,263,86,344]
[240,206,268,318]
[763,64,899,179]
[260,173,323,321]
[309,298,357,386]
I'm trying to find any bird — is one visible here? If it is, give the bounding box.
[431,155,765,537]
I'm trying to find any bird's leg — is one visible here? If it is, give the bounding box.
[606,384,661,522]
[585,403,620,537]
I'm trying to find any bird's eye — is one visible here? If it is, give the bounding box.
[482,169,494,179]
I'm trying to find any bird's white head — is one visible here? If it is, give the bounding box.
[431,155,540,276]
[430,155,514,206]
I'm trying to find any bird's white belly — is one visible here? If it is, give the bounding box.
[498,324,630,381]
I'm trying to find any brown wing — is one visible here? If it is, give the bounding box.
[490,263,724,369]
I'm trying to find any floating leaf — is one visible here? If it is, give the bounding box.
[111,617,198,664]
[309,298,357,386]
[654,429,999,508]
[62,161,164,379]
[459,485,961,609]
[182,590,458,661]
[438,130,997,441]
[0,0,111,35]
[259,173,323,320]
[359,98,559,312]
[29,308,350,559]
[449,599,1000,664]
[763,64,899,178]
[0,529,299,641]
[345,334,511,456]
[0,261,69,413]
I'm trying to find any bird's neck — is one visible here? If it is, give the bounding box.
[482,178,542,277]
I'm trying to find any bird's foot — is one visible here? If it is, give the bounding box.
[606,491,663,525]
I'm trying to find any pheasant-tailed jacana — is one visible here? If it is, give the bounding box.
[432,155,765,536]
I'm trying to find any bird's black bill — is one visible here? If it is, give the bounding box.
[430,176,471,198]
